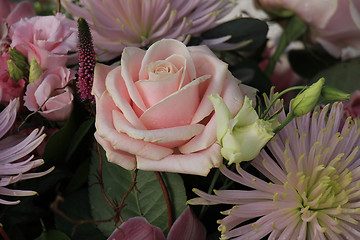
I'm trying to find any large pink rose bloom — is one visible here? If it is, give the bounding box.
[93,39,253,176]
[256,0,360,58]
[24,66,74,121]
[9,13,78,69]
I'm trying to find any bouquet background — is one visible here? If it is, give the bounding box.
[1,0,360,239]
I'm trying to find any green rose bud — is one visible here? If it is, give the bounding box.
[209,94,277,164]
[7,59,25,82]
[321,85,350,101]
[9,48,28,70]
[29,57,43,83]
[291,78,325,117]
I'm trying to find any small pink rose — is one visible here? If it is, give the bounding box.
[93,39,251,176]
[24,66,74,121]
[0,53,25,104]
[0,0,35,25]
[9,13,78,69]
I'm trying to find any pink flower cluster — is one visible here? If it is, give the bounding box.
[0,0,78,121]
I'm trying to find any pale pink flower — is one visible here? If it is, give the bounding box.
[9,13,78,69]
[0,96,52,205]
[24,66,75,121]
[63,0,232,61]
[92,39,255,176]
[256,0,360,59]
[190,100,360,239]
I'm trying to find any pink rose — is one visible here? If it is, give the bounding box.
[24,66,74,121]
[93,39,251,176]
[0,53,25,103]
[0,0,34,25]
[9,13,78,69]
[256,0,360,58]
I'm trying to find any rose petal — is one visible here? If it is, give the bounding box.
[94,132,136,170]
[189,51,229,124]
[121,46,147,112]
[105,66,146,129]
[96,91,173,160]
[6,2,35,25]
[167,207,206,240]
[107,217,165,240]
[136,143,222,176]
[140,75,209,130]
[113,110,204,144]
[92,63,117,99]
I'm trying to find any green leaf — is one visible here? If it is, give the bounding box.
[88,146,187,237]
[35,230,70,240]
[201,18,268,51]
[312,57,360,93]
[41,111,77,168]
[265,15,307,77]
[65,118,95,161]
[288,48,339,79]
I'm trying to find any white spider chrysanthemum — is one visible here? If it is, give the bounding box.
[0,97,53,205]
[63,0,232,60]
[190,100,360,239]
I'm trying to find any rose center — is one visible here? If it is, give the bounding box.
[147,60,178,76]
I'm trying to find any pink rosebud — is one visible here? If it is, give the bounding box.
[108,207,205,240]
[93,39,254,176]
[24,66,75,121]
[256,0,360,59]
[9,13,78,69]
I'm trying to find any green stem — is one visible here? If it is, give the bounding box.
[264,15,307,78]
[261,86,305,119]
[274,112,295,134]
[199,168,220,219]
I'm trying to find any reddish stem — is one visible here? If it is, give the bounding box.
[0,225,10,240]
[155,172,173,231]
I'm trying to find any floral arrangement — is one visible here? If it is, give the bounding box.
[1,0,360,239]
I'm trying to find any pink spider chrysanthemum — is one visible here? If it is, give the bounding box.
[0,96,53,205]
[190,99,360,239]
[63,0,232,60]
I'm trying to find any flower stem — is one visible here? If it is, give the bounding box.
[199,168,221,219]
[274,112,295,134]
[261,86,305,119]
[155,172,173,231]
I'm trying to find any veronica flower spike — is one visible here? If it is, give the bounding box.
[190,99,360,239]
[0,97,53,205]
[77,18,96,103]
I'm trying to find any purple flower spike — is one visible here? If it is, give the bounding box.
[77,17,96,103]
